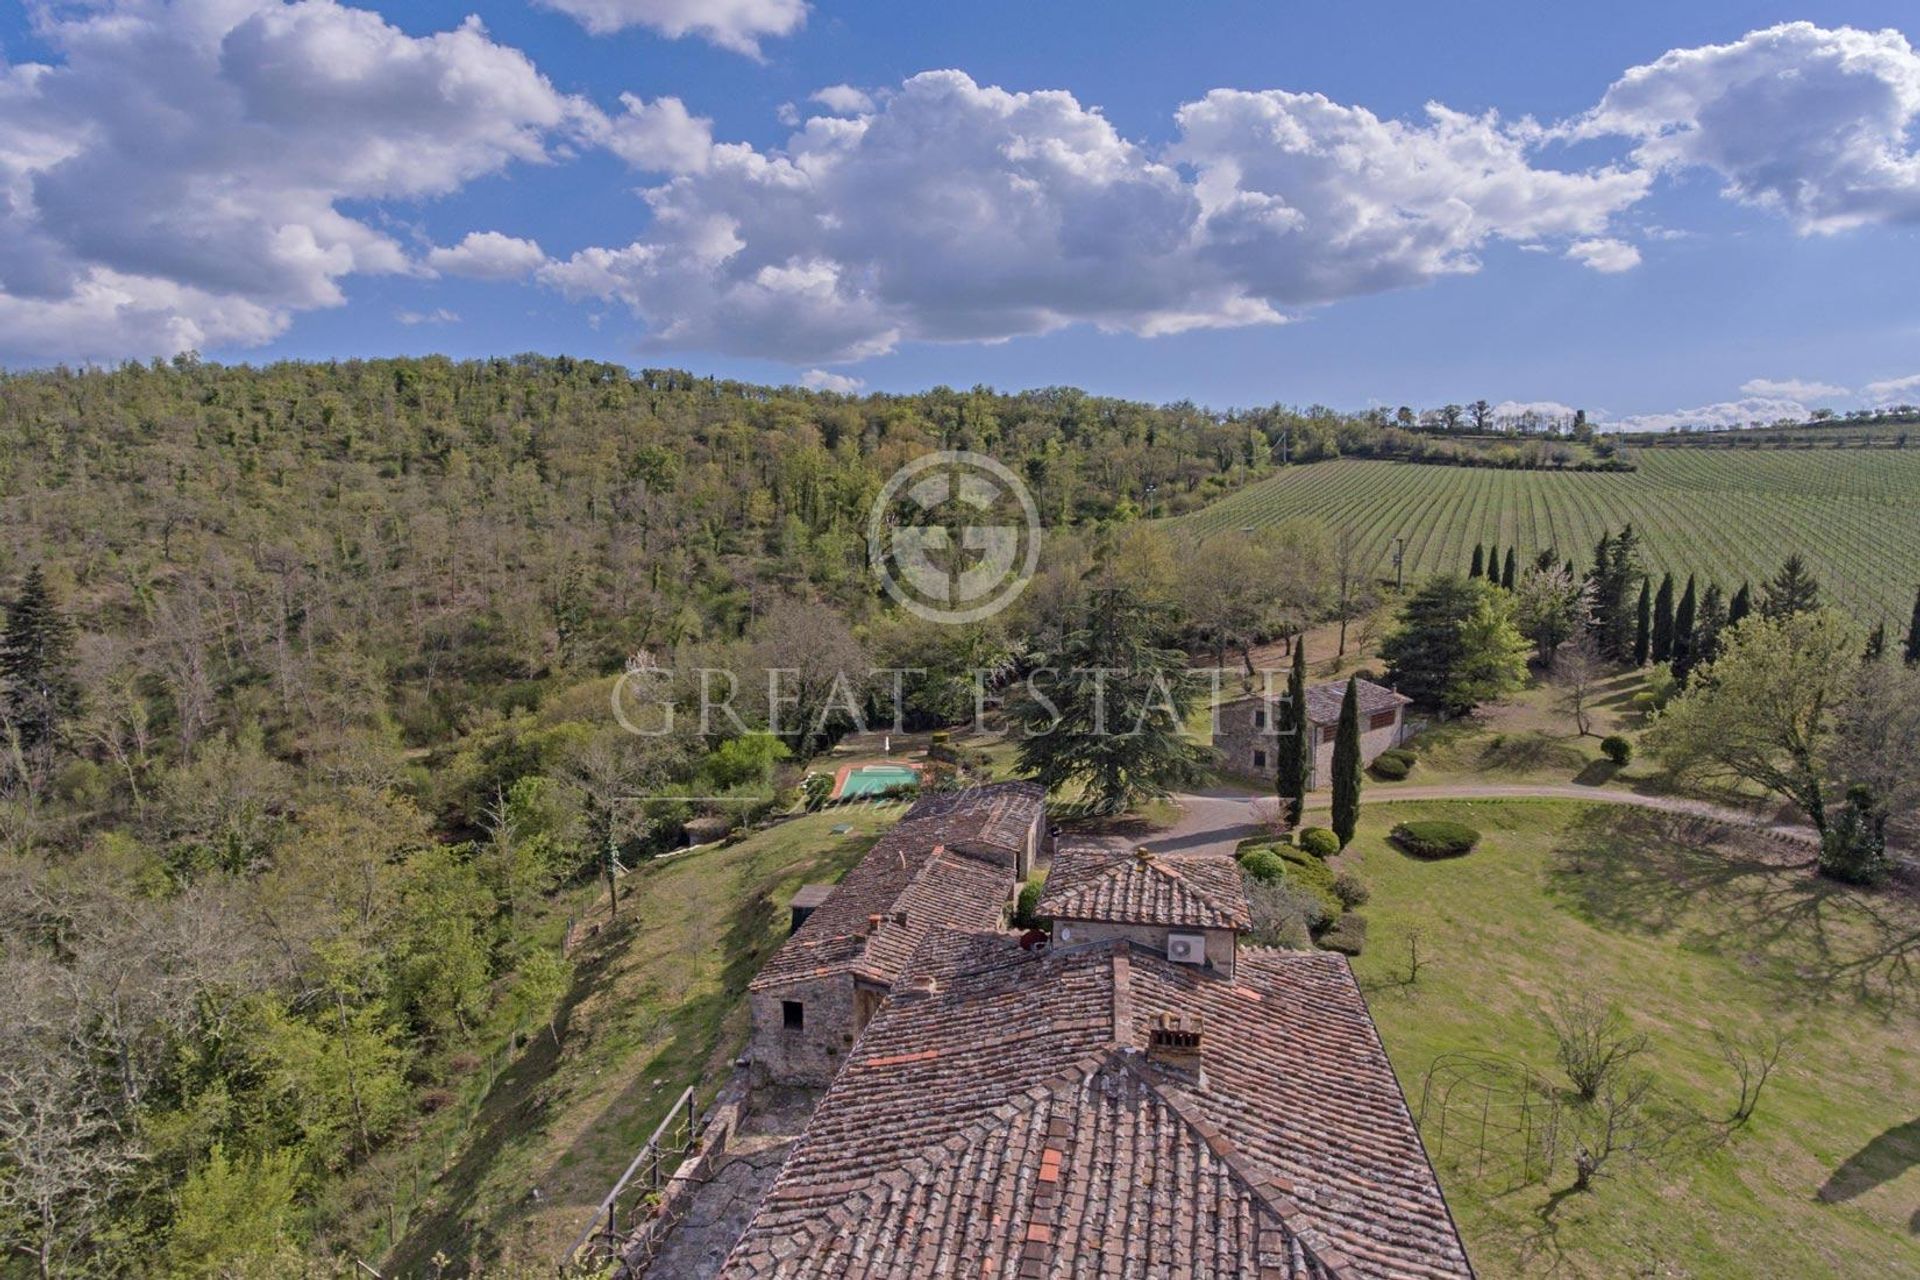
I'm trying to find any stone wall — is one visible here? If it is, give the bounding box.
[747,975,860,1088]
[1215,697,1407,788]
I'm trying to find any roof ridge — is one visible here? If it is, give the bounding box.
[1141,854,1245,919]
[1115,1052,1355,1280]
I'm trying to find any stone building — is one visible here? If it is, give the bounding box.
[1216,676,1412,788]
[1036,845,1251,978]
[745,781,1046,1087]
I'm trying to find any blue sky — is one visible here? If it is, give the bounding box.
[2,2,1918,425]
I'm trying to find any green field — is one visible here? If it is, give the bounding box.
[1180,451,1920,626]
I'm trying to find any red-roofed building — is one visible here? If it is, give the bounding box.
[1037,844,1252,977]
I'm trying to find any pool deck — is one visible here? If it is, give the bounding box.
[829,759,925,799]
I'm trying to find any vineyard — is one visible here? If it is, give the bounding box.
[1179,449,1920,626]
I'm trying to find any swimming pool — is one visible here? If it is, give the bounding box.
[835,763,921,797]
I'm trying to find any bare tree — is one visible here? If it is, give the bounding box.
[1330,525,1377,658]
[1555,629,1604,736]
[1569,1069,1656,1191]
[1545,990,1649,1100]
[1715,1027,1793,1126]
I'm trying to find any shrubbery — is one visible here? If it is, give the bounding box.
[1332,870,1370,908]
[1319,913,1368,956]
[1240,842,1343,925]
[1600,735,1633,765]
[1370,754,1412,780]
[1298,827,1340,858]
[1239,848,1288,884]
[1389,820,1481,859]
[1013,875,1049,928]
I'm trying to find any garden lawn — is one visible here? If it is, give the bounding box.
[1345,799,1920,1279]
[380,807,895,1275]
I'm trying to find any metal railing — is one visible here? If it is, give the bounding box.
[565,1086,701,1269]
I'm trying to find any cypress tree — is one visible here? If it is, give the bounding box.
[1501,547,1517,591]
[1469,544,1485,579]
[1671,575,1699,683]
[1633,580,1651,666]
[1728,582,1753,628]
[0,566,80,781]
[1331,676,1363,848]
[1273,641,1310,827]
[1651,572,1675,662]
[1485,544,1502,585]
[1904,585,1920,666]
[1695,583,1727,670]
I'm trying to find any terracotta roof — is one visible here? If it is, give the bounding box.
[749,783,1043,993]
[722,933,1474,1280]
[1037,845,1252,931]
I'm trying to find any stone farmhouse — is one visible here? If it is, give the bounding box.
[711,834,1472,1279]
[1216,677,1413,788]
[745,781,1047,1086]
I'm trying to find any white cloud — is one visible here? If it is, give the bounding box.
[1565,237,1641,272]
[800,368,863,393]
[1739,376,1850,400]
[1492,400,1581,422]
[593,94,715,173]
[0,0,589,363]
[545,73,1650,363]
[1581,22,1920,233]
[1612,396,1810,433]
[533,0,807,57]
[810,85,875,116]
[396,307,460,325]
[427,232,548,281]
[1863,372,1920,404]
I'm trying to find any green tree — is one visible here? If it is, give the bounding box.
[162,1146,304,1279]
[1585,526,1643,662]
[1469,544,1485,579]
[1670,576,1699,683]
[1273,642,1310,828]
[1633,579,1651,666]
[1905,585,1920,666]
[0,566,82,789]
[1728,582,1753,628]
[1381,576,1530,715]
[1645,610,1858,835]
[1008,586,1203,815]
[1330,678,1363,847]
[1819,784,1890,885]
[1513,564,1585,665]
[1863,621,1886,663]
[1501,547,1517,592]
[1760,553,1821,621]
[1651,573,1675,663]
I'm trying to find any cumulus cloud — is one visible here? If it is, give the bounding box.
[544,72,1650,363]
[533,0,807,57]
[800,368,863,393]
[396,307,460,325]
[0,0,588,363]
[1581,22,1920,233]
[427,232,549,281]
[811,85,875,116]
[1492,400,1582,422]
[1612,396,1810,433]
[593,94,716,173]
[1863,372,1920,404]
[1740,376,1850,400]
[1565,237,1641,272]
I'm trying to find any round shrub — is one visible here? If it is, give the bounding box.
[1370,754,1412,781]
[1380,747,1417,767]
[1600,735,1633,766]
[1239,848,1288,884]
[1297,827,1340,858]
[1389,820,1481,859]
[1275,847,1343,924]
[1332,870,1370,908]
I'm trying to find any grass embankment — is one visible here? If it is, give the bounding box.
[383,808,896,1275]
[1344,800,1919,1278]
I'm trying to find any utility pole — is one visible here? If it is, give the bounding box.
[1392,536,1406,593]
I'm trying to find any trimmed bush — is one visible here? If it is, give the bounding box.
[1389,820,1481,859]
[1370,754,1412,781]
[1379,747,1417,768]
[1275,845,1342,924]
[1239,848,1287,884]
[1319,913,1368,956]
[1600,735,1633,766]
[1332,870,1370,908]
[1297,827,1340,858]
[1013,876,1048,928]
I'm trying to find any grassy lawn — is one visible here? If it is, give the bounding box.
[1344,799,1920,1278]
[381,807,896,1275]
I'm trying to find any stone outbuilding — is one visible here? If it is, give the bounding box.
[1036,845,1251,979]
[1216,676,1413,788]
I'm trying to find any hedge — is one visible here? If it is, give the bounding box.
[1298,827,1340,858]
[1240,843,1342,923]
[1370,754,1411,781]
[1239,848,1287,884]
[1389,820,1481,859]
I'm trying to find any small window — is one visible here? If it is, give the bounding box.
[782,1000,804,1030]
[1252,749,1267,769]
[1370,709,1398,731]
[1253,709,1267,729]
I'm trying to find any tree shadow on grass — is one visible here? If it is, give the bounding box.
[1817,1118,1920,1232]
[1548,808,1920,1013]
[1478,731,1587,777]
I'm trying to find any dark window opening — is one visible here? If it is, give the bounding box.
[1253,709,1267,729]
[1370,709,1398,731]
[782,1000,804,1030]
[1252,749,1267,769]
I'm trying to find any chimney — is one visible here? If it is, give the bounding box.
[866,913,885,936]
[1146,1012,1205,1081]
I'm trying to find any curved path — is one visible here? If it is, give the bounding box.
[1138,783,1817,860]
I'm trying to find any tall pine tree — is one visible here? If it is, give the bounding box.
[1694,583,1728,671]
[1651,572,1675,663]
[1,566,80,787]
[1501,547,1517,591]
[1761,553,1821,620]
[1469,544,1485,579]
[1633,580,1652,666]
[1905,585,1920,666]
[1728,582,1753,628]
[1273,642,1310,827]
[1670,575,1699,683]
[1331,677,1363,848]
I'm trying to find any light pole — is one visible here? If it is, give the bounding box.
[1391,536,1406,593]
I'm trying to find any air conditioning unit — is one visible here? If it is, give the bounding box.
[1167,932,1206,966]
